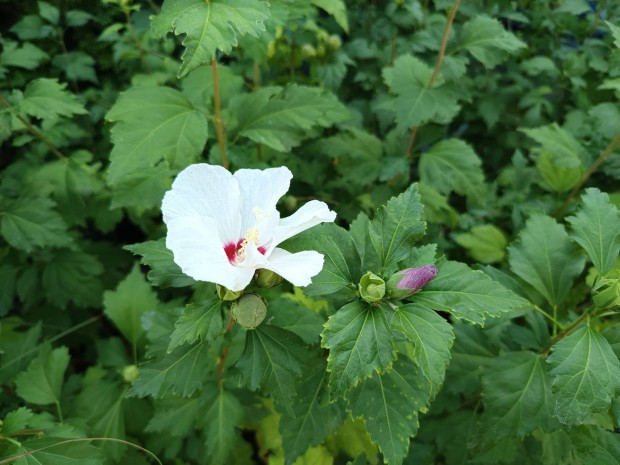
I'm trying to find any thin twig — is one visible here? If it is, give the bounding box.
[0,93,67,160]
[555,131,620,217]
[540,311,591,355]
[405,0,462,158]
[211,58,229,169]
[216,308,235,388]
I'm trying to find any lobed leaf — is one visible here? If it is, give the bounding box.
[15,346,70,406]
[567,188,620,275]
[460,15,526,68]
[168,299,224,352]
[322,301,395,398]
[19,78,87,119]
[203,386,244,464]
[547,325,620,424]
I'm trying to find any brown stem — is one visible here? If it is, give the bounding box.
[211,58,229,169]
[253,60,261,90]
[0,93,67,160]
[555,131,620,217]
[216,307,235,388]
[405,0,462,158]
[540,311,591,355]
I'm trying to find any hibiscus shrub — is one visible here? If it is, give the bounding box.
[2,1,620,464]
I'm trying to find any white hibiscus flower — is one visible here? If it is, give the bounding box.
[162,163,336,291]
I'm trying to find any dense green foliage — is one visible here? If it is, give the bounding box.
[1,1,620,464]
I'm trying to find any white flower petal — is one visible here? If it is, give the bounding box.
[166,215,254,291]
[233,167,292,235]
[162,164,241,243]
[242,245,324,287]
[273,200,337,245]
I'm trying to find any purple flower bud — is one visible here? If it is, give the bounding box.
[387,265,437,300]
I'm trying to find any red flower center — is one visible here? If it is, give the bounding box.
[224,239,267,264]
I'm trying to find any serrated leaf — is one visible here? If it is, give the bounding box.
[536,150,582,193]
[3,407,34,435]
[128,341,211,398]
[419,139,485,202]
[481,351,558,440]
[280,358,344,465]
[230,85,350,152]
[236,325,307,413]
[42,249,104,309]
[19,78,87,119]
[106,86,208,202]
[346,357,432,465]
[146,397,201,437]
[548,325,620,424]
[521,123,585,169]
[151,0,270,78]
[567,188,620,275]
[350,212,381,275]
[0,322,42,384]
[203,387,244,464]
[312,0,348,32]
[15,438,103,465]
[103,264,159,349]
[110,162,175,210]
[381,54,460,131]
[454,224,508,263]
[267,298,325,345]
[125,238,195,287]
[369,184,426,273]
[390,304,454,397]
[460,15,526,68]
[0,40,48,70]
[569,425,620,465]
[508,214,585,307]
[415,260,525,325]
[0,196,72,252]
[168,299,224,352]
[15,346,70,405]
[322,301,395,398]
[52,51,97,83]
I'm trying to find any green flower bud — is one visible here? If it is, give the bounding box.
[122,364,140,383]
[301,43,317,58]
[217,284,243,301]
[327,34,342,50]
[232,294,267,329]
[255,269,283,288]
[592,273,620,309]
[358,272,386,303]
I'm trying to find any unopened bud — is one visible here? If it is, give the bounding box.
[327,34,342,50]
[255,269,283,288]
[301,44,317,58]
[387,265,437,300]
[592,272,620,310]
[217,284,243,301]
[232,294,267,329]
[122,365,140,383]
[359,272,386,303]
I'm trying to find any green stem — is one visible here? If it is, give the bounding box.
[532,304,565,330]
[552,305,558,336]
[541,310,591,355]
[55,401,64,424]
[211,58,229,169]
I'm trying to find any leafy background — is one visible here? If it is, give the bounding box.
[1,0,620,464]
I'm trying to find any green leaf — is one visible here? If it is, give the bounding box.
[128,341,212,398]
[521,123,586,169]
[168,299,224,352]
[322,301,395,398]
[390,304,454,397]
[312,0,348,32]
[454,224,508,263]
[38,1,59,24]
[146,397,201,437]
[280,358,345,465]
[283,223,358,302]
[152,0,270,78]
[346,357,432,465]
[203,387,244,464]
[481,351,558,440]
[460,15,526,68]
[236,324,307,413]
[52,51,97,83]
[0,196,72,252]
[19,78,87,119]
[106,86,208,203]
[110,162,175,209]
[267,298,325,345]
[42,249,104,309]
[3,407,34,435]
[381,54,460,131]
[567,188,620,275]
[415,260,525,325]
[0,40,48,70]
[0,322,42,384]
[608,21,620,49]
[125,238,195,288]
[350,212,381,275]
[548,325,620,424]
[569,425,620,465]
[15,346,70,405]
[15,437,103,465]
[0,264,17,315]
[103,264,159,349]
[419,139,485,202]
[536,150,582,193]
[508,214,585,307]
[369,183,426,273]
[230,85,350,152]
